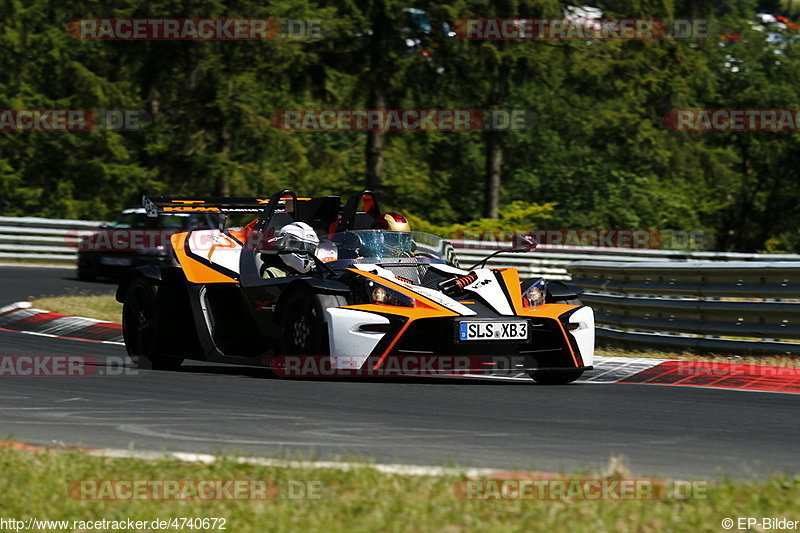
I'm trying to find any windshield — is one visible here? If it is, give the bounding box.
[318,230,449,265]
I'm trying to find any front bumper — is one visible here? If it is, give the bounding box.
[375,316,588,374]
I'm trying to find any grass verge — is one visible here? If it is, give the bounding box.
[0,445,798,533]
[33,293,122,323]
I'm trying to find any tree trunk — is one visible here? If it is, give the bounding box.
[216,122,231,196]
[483,132,503,218]
[364,2,390,190]
[365,84,385,190]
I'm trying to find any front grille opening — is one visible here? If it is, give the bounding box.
[359,323,392,333]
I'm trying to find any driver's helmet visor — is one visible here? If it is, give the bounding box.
[279,234,318,253]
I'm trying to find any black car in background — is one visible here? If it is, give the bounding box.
[77,208,221,281]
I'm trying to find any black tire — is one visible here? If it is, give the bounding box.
[122,277,184,371]
[530,369,584,385]
[278,288,347,356]
[77,269,96,282]
[77,259,97,281]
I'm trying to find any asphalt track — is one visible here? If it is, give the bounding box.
[0,264,113,302]
[1,266,798,479]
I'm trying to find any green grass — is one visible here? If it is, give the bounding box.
[33,293,122,323]
[0,445,798,533]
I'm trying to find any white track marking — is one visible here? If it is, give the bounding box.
[85,447,505,478]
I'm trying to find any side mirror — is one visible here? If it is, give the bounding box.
[511,234,537,252]
[468,233,536,270]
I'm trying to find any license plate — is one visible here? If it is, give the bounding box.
[458,321,529,342]
[99,257,133,267]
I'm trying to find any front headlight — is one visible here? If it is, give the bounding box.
[367,280,416,307]
[522,278,547,308]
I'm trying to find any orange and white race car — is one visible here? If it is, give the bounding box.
[117,190,594,384]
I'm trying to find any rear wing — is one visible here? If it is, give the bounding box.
[142,193,342,234]
[142,196,282,217]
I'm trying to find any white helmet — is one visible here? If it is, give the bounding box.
[276,221,319,274]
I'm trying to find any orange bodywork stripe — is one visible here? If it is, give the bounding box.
[347,269,453,313]
[228,229,248,242]
[554,319,581,367]
[497,268,524,313]
[171,232,237,284]
[517,303,577,318]
[343,304,456,320]
[372,321,413,370]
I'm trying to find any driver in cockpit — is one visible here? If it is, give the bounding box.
[260,221,319,278]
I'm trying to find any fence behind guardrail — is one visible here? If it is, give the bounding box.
[567,261,800,355]
[0,216,104,263]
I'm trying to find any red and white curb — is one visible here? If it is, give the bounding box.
[0,301,123,345]
[581,356,668,383]
[615,359,800,394]
[584,356,800,394]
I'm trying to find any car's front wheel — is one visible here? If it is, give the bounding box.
[279,288,347,356]
[122,277,184,371]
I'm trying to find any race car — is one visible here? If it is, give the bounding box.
[77,208,222,281]
[116,190,594,384]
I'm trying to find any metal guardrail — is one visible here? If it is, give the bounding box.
[568,261,800,355]
[3,217,800,274]
[0,216,103,263]
[452,240,800,281]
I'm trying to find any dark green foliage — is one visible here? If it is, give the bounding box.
[0,0,798,251]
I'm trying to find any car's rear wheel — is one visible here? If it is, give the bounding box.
[530,369,584,385]
[122,277,184,371]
